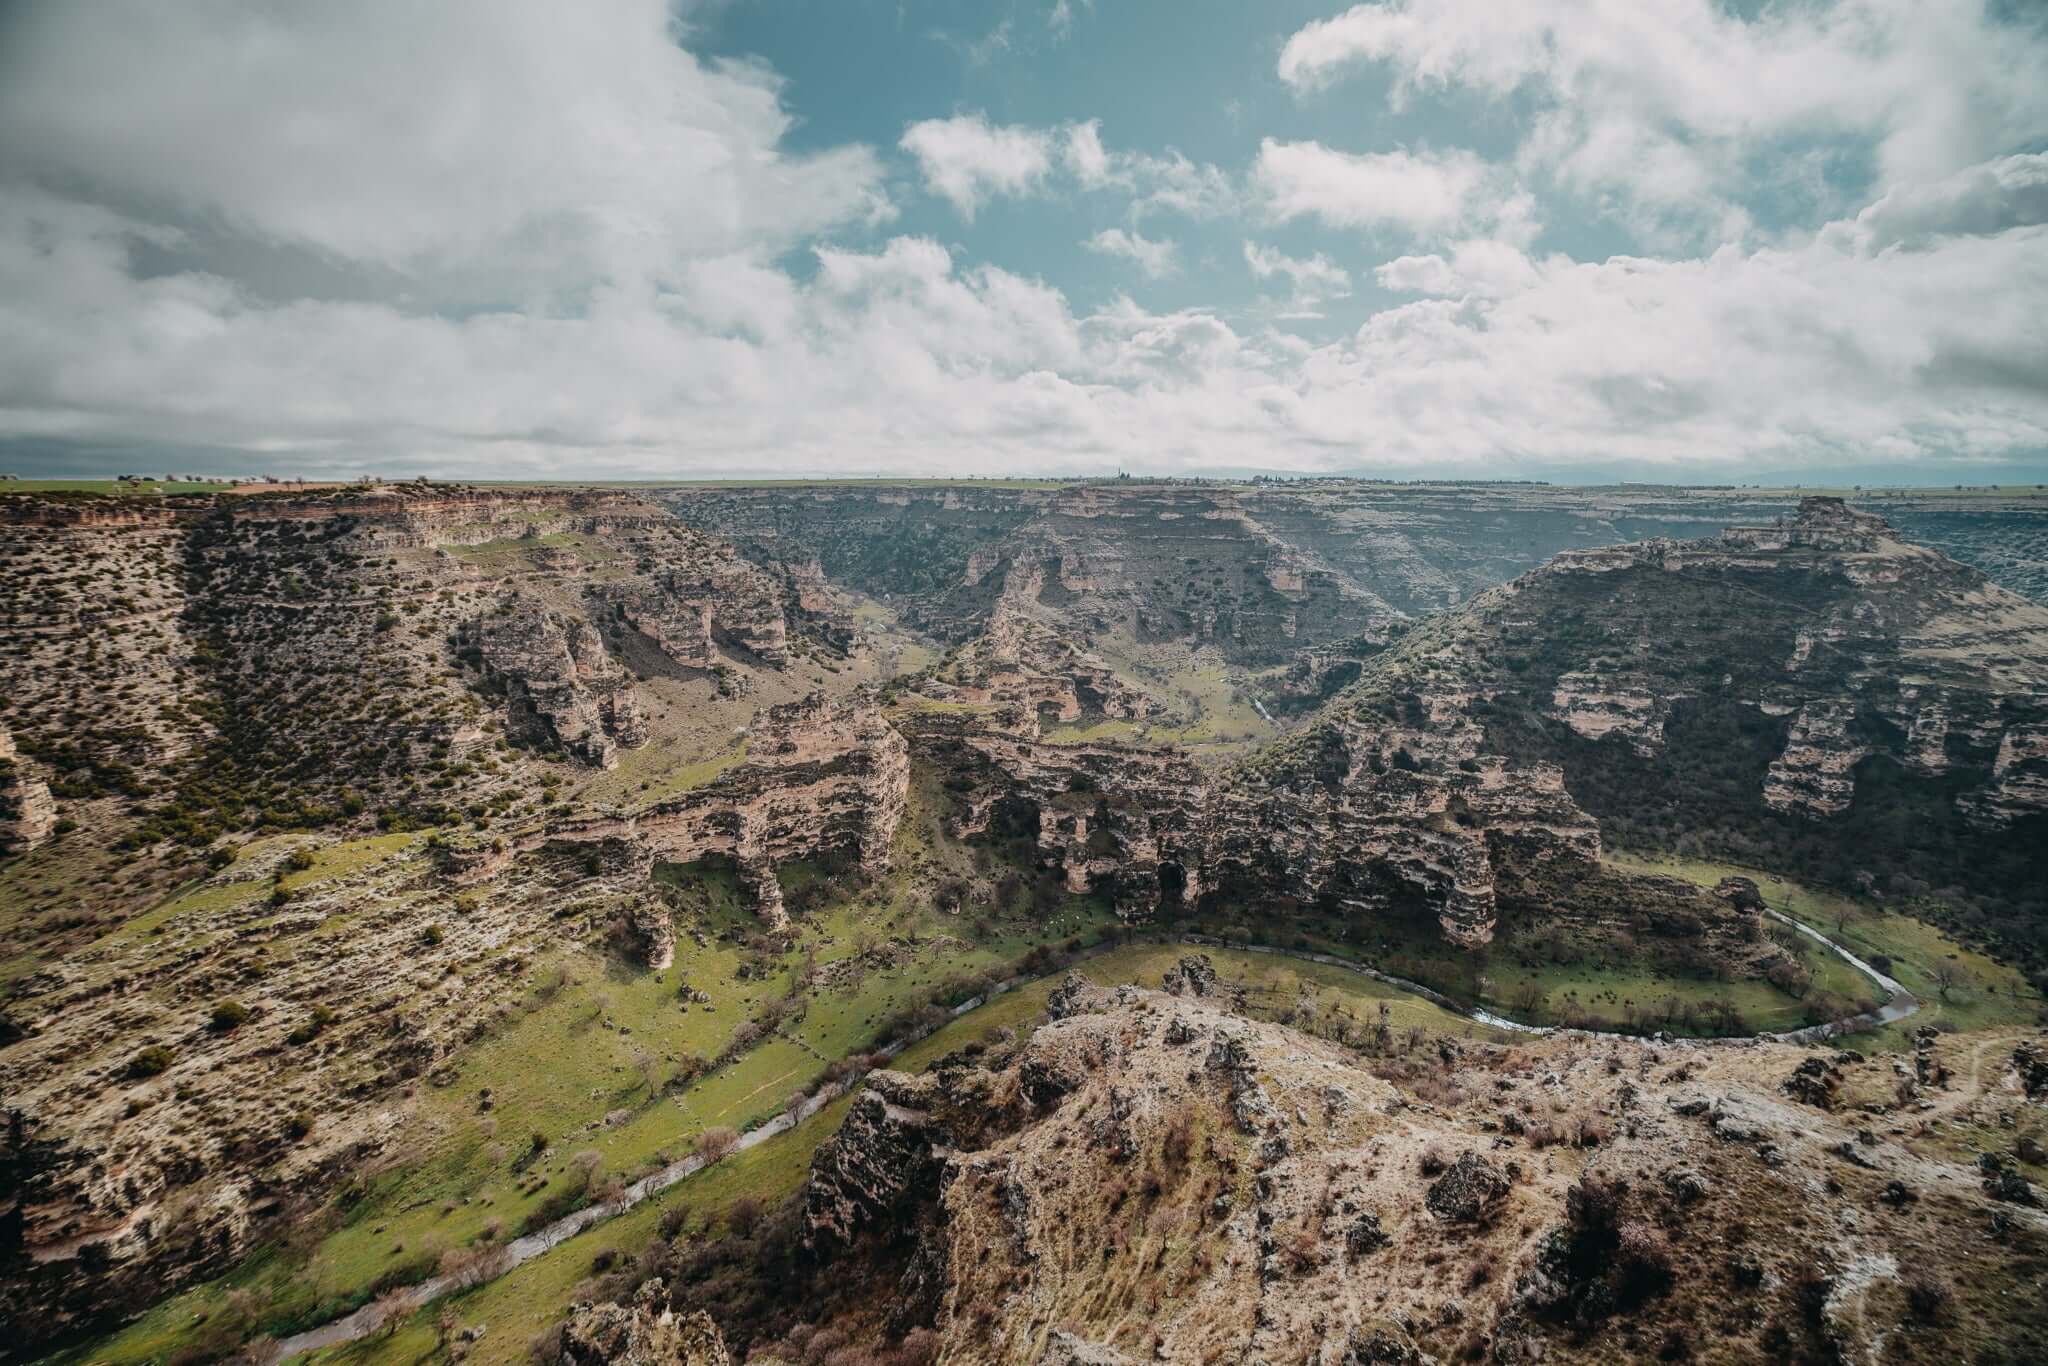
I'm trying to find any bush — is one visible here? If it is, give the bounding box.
[726,1195,763,1236]
[695,1126,739,1165]
[209,1000,252,1031]
[423,923,445,946]
[1904,1274,1951,1323]
[125,1045,175,1079]
[285,848,316,871]
[286,1005,338,1045]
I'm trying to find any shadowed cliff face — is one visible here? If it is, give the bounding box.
[1243,498,2048,964]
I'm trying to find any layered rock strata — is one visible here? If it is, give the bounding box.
[524,691,909,929]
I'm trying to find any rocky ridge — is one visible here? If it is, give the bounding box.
[676,963,2048,1364]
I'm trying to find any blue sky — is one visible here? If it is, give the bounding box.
[694,0,1627,330]
[1,0,2045,482]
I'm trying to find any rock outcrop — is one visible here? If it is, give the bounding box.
[533,691,909,928]
[754,987,2048,1366]
[465,605,646,767]
[0,727,56,854]
[560,1281,730,1366]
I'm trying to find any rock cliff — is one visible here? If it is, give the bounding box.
[529,691,909,929]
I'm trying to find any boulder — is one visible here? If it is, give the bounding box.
[558,1282,729,1366]
[1426,1152,1511,1223]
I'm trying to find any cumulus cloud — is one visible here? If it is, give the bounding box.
[1,1,2044,480]
[1084,228,1179,279]
[900,114,1056,221]
[1843,153,2048,251]
[1254,140,1527,240]
[1278,0,2048,238]
[1243,241,1351,315]
[0,0,889,301]
[1066,122,1237,219]
[1375,239,1541,299]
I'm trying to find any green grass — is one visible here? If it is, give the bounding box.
[1606,850,2044,1047]
[572,740,748,809]
[1187,890,1842,1037]
[0,479,224,495]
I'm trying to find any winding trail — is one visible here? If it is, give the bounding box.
[268,908,1916,1362]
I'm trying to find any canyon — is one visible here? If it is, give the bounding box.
[1,479,2044,1365]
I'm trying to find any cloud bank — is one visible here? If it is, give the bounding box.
[0,0,2044,479]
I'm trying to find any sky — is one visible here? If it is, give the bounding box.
[1,0,2046,483]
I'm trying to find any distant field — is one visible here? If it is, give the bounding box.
[480,477,1077,490]
[1,478,223,495]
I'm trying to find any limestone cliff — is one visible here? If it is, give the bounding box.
[465,605,645,767]
[523,691,909,929]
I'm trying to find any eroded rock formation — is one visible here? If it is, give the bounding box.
[531,691,909,929]
[0,727,56,854]
[465,605,646,767]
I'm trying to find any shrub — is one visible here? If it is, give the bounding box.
[1615,1220,1674,1299]
[726,1195,764,1236]
[209,1000,252,1031]
[285,1005,338,1045]
[1904,1274,1951,1323]
[695,1126,739,1165]
[123,1045,175,1080]
[285,1110,314,1140]
[423,923,446,946]
[285,848,316,871]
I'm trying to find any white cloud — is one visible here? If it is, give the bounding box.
[1278,0,2048,240]
[1375,239,1541,299]
[1843,153,2048,251]
[1,4,2043,481]
[1243,241,1351,315]
[1254,140,1520,239]
[1064,121,1237,219]
[900,114,1056,221]
[5,161,2044,478]
[1085,228,1179,279]
[0,0,889,298]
